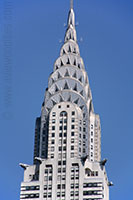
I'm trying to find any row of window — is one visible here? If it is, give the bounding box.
[85,170,98,177]
[83,182,102,188]
[83,199,102,200]
[44,185,52,190]
[20,194,39,199]
[52,111,75,117]
[21,185,39,191]
[83,191,102,196]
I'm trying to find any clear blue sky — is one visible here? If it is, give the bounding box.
[0,0,133,199]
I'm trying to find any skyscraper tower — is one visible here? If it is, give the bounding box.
[20,1,111,200]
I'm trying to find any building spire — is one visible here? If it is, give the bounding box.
[70,0,73,9]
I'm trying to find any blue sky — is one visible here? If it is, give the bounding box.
[0,0,133,199]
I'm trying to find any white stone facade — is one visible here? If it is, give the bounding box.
[20,6,110,200]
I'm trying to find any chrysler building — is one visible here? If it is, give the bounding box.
[20,1,111,200]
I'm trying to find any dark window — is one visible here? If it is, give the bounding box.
[58,161,61,165]
[57,184,61,189]
[64,132,67,137]
[72,118,75,122]
[63,146,66,151]
[63,161,66,165]
[71,132,74,136]
[52,133,55,137]
[59,147,62,151]
[71,125,75,129]
[59,133,62,137]
[71,146,74,150]
[72,111,75,115]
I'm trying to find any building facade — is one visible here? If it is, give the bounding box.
[20,3,111,200]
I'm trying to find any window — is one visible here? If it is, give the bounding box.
[63,160,66,165]
[71,125,75,129]
[63,153,66,158]
[72,111,75,115]
[71,153,74,158]
[91,131,93,136]
[63,146,66,151]
[57,184,61,189]
[51,140,55,144]
[52,119,55,123]
[71,118,75,122]
[52,112,56,117]
[58,161,61,165]
[62,184,65,189]
[67,105,70,108]
[71,184,74,188]
[91,124,93,129]
[45,169,48,174]
[59,147,62,151]
[62,168,66,172]
[58,168,61,173]
[51,154,54,158]
[44,185,47,190]
[62,175,65,180]
[64,132,67,137]
[52,133,55,137]
[71,146,74,150]
[58,105,61,108]
[71,138,74,143]
[51,147,54,151]
[64,125,67,130]
[49,176,52,181]
[52,126,55,130]
[91,138,93,142]
[59,133,62,137]
[83,134,86,139]
[71,132,74,136]
[57,192,60,197]
[48,185,52,189]
[57,175,61,181]
[62,192,65,197]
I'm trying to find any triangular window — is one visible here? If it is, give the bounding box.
[61,60,64,66]
[78,63,80,69]
[59,95,64,102]
[58,72,61,79]
[63,49,66,54]
[74,98,79,104]
[73,71,77,78]
[67,95,71,102]
[73,59,76,66]
[64,69,69,77]
[64,82,69,90]
[55,84,59,92]
[80,90,84,96]
[73,83,77,91]
[68,45,71,52]
[67,58,70,65]
[79,76,82,83]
